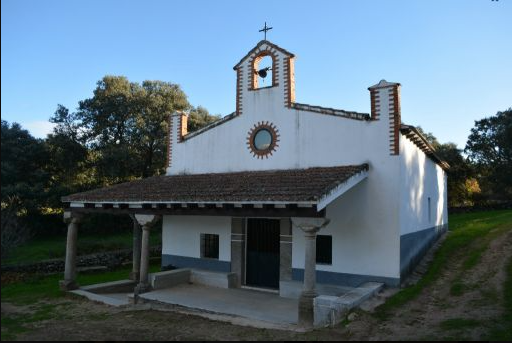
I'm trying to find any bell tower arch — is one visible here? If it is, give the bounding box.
[250,51,277,89]
[233,40,296,116]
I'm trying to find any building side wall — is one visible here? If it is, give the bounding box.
[399,135,449,277]
[291,173,401,286]
[162,215,232,272]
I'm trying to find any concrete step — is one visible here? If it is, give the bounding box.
[314,282,384,327]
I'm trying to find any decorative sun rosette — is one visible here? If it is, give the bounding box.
[246,121,280,159]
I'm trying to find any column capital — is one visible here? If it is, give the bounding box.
[63,211,83,224]
[291,217,330,234]
[134,214,161,227]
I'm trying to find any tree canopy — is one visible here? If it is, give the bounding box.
[50,75,219,183]
[465,108,512,200]
[1,75,221,240]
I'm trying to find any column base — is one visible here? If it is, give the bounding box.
[59,279,79,291]
[129,271,140,281]
[135,282,151,295]
[298,291,317,328]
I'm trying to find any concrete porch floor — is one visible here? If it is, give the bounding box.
[139,284,299,325]
[69,270,384,329]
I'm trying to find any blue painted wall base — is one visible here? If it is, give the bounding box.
[400,223,448,279]
[291,269,400,287]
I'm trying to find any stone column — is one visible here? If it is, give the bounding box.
[279,218,292,283]
[59,212,83,291]
[291,217,330,328]
[230,218,246,288]
[134,214,161,293]
[129,214,142,281]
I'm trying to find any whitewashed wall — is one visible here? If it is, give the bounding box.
[169,97,388,174]
[292,179,401,279]
[162,215,232,262]
[399,136,448,235]
[161,41,449,280]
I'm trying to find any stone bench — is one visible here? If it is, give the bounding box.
[190,269,237,289]
[149,269,191,289]
[147,268,237,290]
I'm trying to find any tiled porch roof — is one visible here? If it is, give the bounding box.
[62,164,369,207]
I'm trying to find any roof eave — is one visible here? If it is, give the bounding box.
[400,124,451,171]
[316,167,369,211]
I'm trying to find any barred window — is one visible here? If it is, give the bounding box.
[316,235,332,265]
[201,233,219,259]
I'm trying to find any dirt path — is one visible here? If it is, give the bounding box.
[341,228,512,340]
[3,229,511,341]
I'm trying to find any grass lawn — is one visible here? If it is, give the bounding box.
[2,229,162,265]
[1,263,162,341]
[375,209,512,339]
[1,263,162,305]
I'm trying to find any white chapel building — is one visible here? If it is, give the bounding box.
[62,39,449,325]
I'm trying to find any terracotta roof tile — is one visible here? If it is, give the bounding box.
[62,165,369,204]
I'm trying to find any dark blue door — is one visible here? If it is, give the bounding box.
[246,218,280,289]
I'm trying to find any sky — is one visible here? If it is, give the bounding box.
[2,0,511,149]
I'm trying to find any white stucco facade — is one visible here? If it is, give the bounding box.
[160,40,448,286]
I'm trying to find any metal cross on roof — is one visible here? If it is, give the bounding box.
[259,22,273,40]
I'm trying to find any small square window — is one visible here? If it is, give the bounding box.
[316,235,332,265]
[201,233,219,259]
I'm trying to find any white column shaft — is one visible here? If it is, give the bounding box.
[303,230,317,295]
[139,225,151,285]
[64,220,79,281]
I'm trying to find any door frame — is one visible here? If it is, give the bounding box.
[243,217,281,289]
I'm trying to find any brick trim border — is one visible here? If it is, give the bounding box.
[177,113,188,143]
[370,89,380,120]
[167,112,188,170]
[236,67,243,116]
[246,121,280,159]
[233,39,294,70]
[166,113,173,169]
[283,57,295,108]
[248,49,279,90]
[389,85,401,155]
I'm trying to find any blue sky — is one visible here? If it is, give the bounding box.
[2,0,511,149]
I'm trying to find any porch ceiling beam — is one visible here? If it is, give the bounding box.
[66,205,326,218]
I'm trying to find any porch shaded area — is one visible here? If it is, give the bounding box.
[60,164,371,328]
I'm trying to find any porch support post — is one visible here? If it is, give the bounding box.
[59,212,83,291]
[129,214,142,281]
[279,218,292,283]
[291,217,330,328]
[134,214,161,293]
[230,218,246,288]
